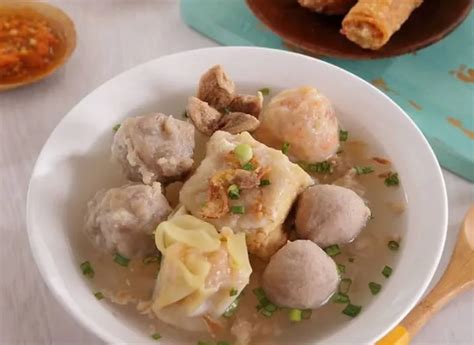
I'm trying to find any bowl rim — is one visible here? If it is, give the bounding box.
[26,46,448,344]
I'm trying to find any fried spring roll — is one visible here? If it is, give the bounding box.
[341,0,423,50]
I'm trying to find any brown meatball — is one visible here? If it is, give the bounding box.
[111,113,195,184]
[84,183,171,258]
[227,92,263,117]
[186,97,260,136]
[218,112,260,134]
[295,184,371,248]
[197,65,235,110]
[262,240,339,309]
[186,96,222,136]
[298,0,356,15]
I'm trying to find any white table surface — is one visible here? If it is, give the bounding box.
[0,1,473,344]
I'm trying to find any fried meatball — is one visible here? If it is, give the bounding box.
[254,86,339,163]
[227,92,264,117]
[186,96,222,136]
[262,240,339,309]
[84,183,172,258]
[295,184,371,247]
[298,0,356,15]
[111,113,195,184]
[197,65,235,110]
[218,112,260,134]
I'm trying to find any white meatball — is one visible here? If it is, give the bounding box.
[262,240,339,309]
[111,113,195,184]
[84,183,172,258]
[254,86,339,163]
[296,184,371,248]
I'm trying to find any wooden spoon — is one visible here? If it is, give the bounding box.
[377,205,474,345]
[0,2,76,91]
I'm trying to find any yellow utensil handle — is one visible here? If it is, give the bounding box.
[377,206,474,345]
[376,325,410,345]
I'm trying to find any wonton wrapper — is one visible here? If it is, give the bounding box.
[179,131,314,258]
[152,215,252,331]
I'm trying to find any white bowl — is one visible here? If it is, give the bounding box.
[27,47,447,344]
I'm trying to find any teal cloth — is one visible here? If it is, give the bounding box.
[181,0,474,181]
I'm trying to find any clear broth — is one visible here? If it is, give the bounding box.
[74,133,407,345]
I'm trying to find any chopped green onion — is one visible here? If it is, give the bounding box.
[354,166,374,175]
[333,292,350,304]
[143,255,161,265]
[281,142,291,155]
[227,184,240,200]
[222,107,231,114]
[223,294,241,318]
[223,306,237,318]
[339,130,349,142]
[151,333,162,340]
[229,288,238,296]
[259,304,276,317]
[307,161,332,174]
[369,282,382,295]
[259,87,270,96]
[264,303,278,312]
[299,159,333,174]
[257,297,271,309]
[197,341,212,345]
[301,309,312,320]
[259,179,271,187]
[339,278,352,294]
[230,205,245,215]
[324,244,341,257]
[337,264,346,275]
[384,172,400,186]
[80,261,94,278]
[94,291,104,300]
[242,162,254,171]
[253,287,266,301]
[288,308,302,322]
[382,265,393,278]
[112,124,121,132]
[348,258,355,263]
[342,304,362,317]
[217,342,230,345]
[254,287,276,315]
[388,240,400,251]
[113,253,130,267]
[234,143,253,164]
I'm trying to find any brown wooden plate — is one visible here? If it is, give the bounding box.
[246,0,473,59]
